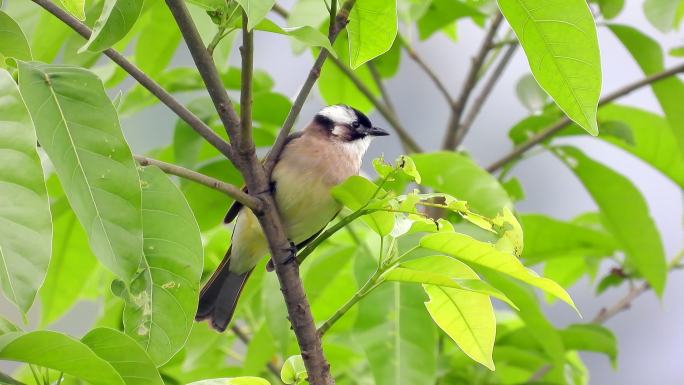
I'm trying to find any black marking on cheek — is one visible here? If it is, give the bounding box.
[314,114,334,130]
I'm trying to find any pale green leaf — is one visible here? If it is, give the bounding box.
[643,0,683,32]
[559,324,618,368]
[382,256,517,309]
[135,2,181,77]
[187,378,271,385]
[288,0,328,28]
[421,257,495,370]
[0,11,32,62]
[0,69,51,315]
[556,146,667,295]
[59,0,86,20]
[515,73,549,114]
[122,166,203,365]
[235,0,276,30]
[412,152,512,217]
[416,0,482,40]
[498,0,602,135]
[420,232,577,311]
[0,331,125,385]
[280,355,307,384]
[331,175,394,236]
[18,62,143,281]
[347,0,398,68]
[81,328,164,385]
[80,0,144,52]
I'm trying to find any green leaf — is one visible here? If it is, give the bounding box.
[520,214,617,263]
[187,378,271,385]
[122,166,203,365]
[594,0,624,19]
[0,69,51,315]
[347,0,398,68]
[420,232,577,311]
[421,257,496,370]
[416,0,482,40]
[555,146,667,295]
[382,255,517,309]
[609,24,684,157]
[498,0,602,135]
[412,152,512,217]
[559,324,618,368]
[235,0,276,30]
[18,62,144,281]
[40,208,98,326]
[670,46,684,57]
[643,0,683,32]
[81,328,164,385]
[0,331,125,385]
[135,2,181,77]
[280,355,307,384]
[0,11,32,63]
[331,176,394,236]
[80,0,144,52]
[58,0,86,20]
[515,73,549,114]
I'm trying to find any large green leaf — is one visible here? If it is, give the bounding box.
[82,328,164,385]
[559,324,617,367]
[122,166,203,365]
[609,24,684,156]
[135,2,181,77]
[382,255,517,308]
[0,11,32,63]
[80,0,144,52]
[187,378,271,385]
[520,214,617,263]
[235,0,276,30]
[331,175,394,236]
[421,257,496,370]
[420,232,577,310]
[412,152,511,217]
[556,146,667,295]
[18,62,143,281]
[0,331,125,385]
[643,0,683,32]
[347,0,398,68]
[0,70,51,315]
[416,0,482,40]
[498,0,601,135]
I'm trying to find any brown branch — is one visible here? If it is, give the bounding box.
[442,12,504,150]
[264,0,357,174]
[239,11,255,155]
[133,155,262,211]
[486,62,684,173]
[401,37,454,105]
[231,325,282,381]
[452,43,518,146]
[367,61,396,112]
[30,0,235,162]
[165,0,241,142]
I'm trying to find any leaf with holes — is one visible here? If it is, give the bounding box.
[18,62,143,281]
[498,0,602,135]
[0,69,51,315]
[121,166,203,365]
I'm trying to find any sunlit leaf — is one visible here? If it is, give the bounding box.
[0,69,51,315]
[0,11,32,63]
[416,0,482,40]
[18,62,143,281]
[187,378,271,385]
[499,0,601,135]
[81,328,164,385]
[347,0,398,68]
[122,166,203,365]
[643,0,683,32]
[235,0,276,30]
[59,0,86,20]
[555,146,667,295]
[80,0,143,52]
[331,176,394,236]
[281,355,307,384]
[0,331,125,385]
[421,232,577,311]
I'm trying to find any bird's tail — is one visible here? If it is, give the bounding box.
[195,247,252,332]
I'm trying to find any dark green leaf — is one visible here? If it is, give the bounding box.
[559,324,617,367]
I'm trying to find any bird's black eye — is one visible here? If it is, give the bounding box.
[351,121,360,129]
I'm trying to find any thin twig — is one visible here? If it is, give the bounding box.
[239,11,255,154]
[0,371,27,385]
[231,325,282,380]
[133,155,261,210]
[443,12,504,150]
[30,0,235,162]
[368,61,396,112]
[165,0,241,142]
[486,62,684,173]
[453,43,518,146]
[264,0,357,175]
[401,36,454,105]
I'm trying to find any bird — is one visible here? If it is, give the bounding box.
[195,104,389,331]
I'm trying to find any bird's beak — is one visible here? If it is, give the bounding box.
[366,126,390,136]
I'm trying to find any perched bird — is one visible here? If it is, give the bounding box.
[196,105,389,331]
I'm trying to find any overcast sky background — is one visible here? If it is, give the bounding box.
[1,0,683,384]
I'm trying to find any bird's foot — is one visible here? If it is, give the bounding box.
[256,181,277,196]
[281,241,298,265]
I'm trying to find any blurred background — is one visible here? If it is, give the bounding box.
[2,0,683,383]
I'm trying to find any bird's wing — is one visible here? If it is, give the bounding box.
[223,131,305,224]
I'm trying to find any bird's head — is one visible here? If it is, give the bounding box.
[311,105,389,142]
